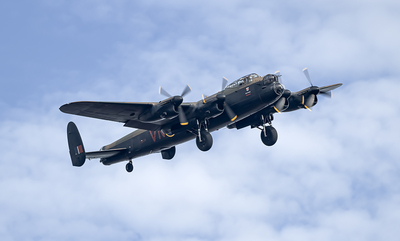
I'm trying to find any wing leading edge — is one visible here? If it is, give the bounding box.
[60,101,153,122]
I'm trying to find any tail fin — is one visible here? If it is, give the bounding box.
[67,122,86,167]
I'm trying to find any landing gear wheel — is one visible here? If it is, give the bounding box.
[125,161,134,173]
[196,130,213,151]
[261,126,278,146]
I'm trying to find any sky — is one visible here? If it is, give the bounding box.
[1,0,400,240]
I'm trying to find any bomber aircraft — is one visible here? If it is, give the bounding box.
[60,68,342,172]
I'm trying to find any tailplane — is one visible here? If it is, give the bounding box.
[67,121,86,167]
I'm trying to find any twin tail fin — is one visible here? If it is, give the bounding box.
[67,122,86,167]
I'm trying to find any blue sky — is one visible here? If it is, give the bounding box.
[1,0,400,240]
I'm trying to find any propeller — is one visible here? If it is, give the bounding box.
[203,77,229,104]
[301,68,342,111]
[301,68,318,111]
[222,77,229,90]
[159,85,192,125]
[159,86,172,98]
[320,91,333,98]
[272,71,290,113]
[202,94,208,104]
[181,85,192,97]
[302,68,313,86]
[219,77,237,121]
[177,105,188,125]
[159,85,192,98]
[224,103,237,121]
[201,76,237,121]
[214,93,236,121]
[274,70,283,84]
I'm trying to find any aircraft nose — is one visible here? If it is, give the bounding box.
[273,82,284,95]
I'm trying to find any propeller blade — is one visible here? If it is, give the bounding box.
[224,103,237,122]
[181,85,192,97]
[159,87,172,98]
[202,94,208,104]
[273,97,286,113]
[320,91,332,98]
[303,68,313,86]
[222,77,229,90]
[178,106,188,125]
[304,94,315,111]
[274,70,283,84]
[160,85,192,99]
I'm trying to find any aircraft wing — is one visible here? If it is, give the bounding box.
[60,101,162,130]
[60,101,195,130]
[319,83,343,93]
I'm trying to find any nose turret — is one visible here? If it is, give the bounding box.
[259,78,285,104]
[273,82,285,95]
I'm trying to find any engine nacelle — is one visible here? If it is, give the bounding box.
[284,94,318,112]
[274,97,290,112]
[156,104,178,119]
[139,96,182,122]
[161,95,226,135]
[197,101,224,120]
[272,90,291,113]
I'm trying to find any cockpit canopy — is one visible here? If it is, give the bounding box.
[225,73,260,89]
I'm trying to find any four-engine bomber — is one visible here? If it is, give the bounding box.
[61,69,342,172]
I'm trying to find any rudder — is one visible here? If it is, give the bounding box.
[67,121,86,167]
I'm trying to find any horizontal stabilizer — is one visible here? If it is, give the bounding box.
[67,122,86,167]
[86,148,127,159]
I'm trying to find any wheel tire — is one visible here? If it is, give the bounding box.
[126,162,134,172]
[196,130,213,151]
[260,126,278,146]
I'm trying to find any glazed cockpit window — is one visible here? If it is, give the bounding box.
[225,73,260,89]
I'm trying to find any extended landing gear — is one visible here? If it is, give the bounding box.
[260,126,278,146]
[196,129,213,151]
[125,160,134,173]
[195,120,213,152]
[259,114,278,146]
